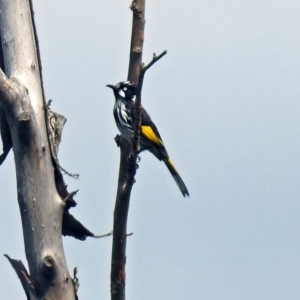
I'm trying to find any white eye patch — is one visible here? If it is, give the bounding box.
[118,90,125,98]
[123,87,127,91]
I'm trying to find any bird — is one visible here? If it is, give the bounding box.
[106,81,189,197]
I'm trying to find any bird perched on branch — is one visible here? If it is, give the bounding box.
[107,81,189,197]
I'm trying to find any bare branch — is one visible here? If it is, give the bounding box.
[143,50,167,73]
[127,0,145,84]
[111,2,169,300]
[110,0,145,293]
[132,50,167,156]
[111,0,145,295]
[111,136,134,300]
[93,231,113,239]
[59,165,80,178]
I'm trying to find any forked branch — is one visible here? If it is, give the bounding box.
[132,50,167,155]
[110,1,167,299]
[110,1,145,299]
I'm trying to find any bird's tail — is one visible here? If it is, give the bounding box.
[165,158,189,197]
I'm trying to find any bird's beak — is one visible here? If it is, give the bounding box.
[106,84,116,90]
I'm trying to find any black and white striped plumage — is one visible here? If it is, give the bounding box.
[107,81,189,197]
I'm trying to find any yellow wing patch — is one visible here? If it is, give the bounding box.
[141,126,163,146]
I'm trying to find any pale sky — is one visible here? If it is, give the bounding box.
[0,1,300,299]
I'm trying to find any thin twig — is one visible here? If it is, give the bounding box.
[143,50,167,73]
[93,231,113,238]
[59,164,79,179]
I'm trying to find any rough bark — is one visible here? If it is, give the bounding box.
[0,1,75,299]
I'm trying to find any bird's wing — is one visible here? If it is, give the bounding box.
[141,107,164,147]
[130,103,163,144]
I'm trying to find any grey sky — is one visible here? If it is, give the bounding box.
[0,1,300,299]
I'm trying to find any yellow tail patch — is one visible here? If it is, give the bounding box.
[141,126,163,146]
[167,158,177,172]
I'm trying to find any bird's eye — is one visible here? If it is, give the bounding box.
[123,87,127,91]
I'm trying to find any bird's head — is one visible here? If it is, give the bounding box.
[106,81,136,101]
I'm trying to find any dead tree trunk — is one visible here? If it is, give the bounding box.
[0,1,75,299]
